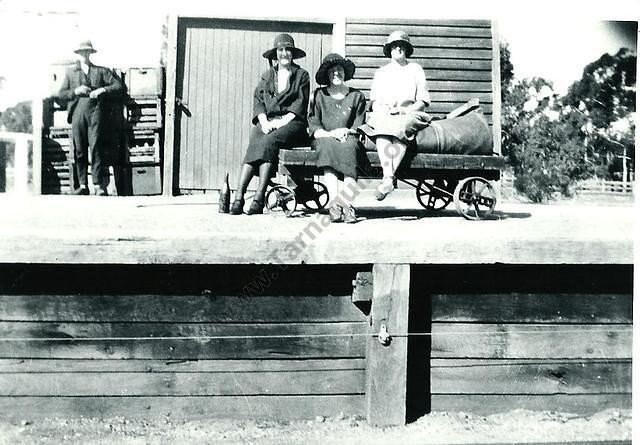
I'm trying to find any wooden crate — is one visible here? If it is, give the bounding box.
[125,67,164,97]
[126,97,162,129]
[128,130,160,164]
[131,163,162,195]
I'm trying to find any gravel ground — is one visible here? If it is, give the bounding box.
[0,408,631,444]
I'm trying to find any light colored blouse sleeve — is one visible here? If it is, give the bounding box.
[413,63,431,106]
[370,68,382,105]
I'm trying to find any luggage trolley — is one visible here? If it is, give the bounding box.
[267,148,506,221]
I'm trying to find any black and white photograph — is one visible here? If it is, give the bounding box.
[0,0,636,443]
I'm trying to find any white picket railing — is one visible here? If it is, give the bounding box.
[0,132,33,194]
[575,179,634,194]
[501,175,634,198]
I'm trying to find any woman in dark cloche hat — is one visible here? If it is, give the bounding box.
[358,30,431,201]
[230,33,310,215]
[308,53,366,223]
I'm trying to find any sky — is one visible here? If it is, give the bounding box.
[0,0,638,111]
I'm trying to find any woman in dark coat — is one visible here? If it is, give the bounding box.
[230,33,310,215]
[308,53,366,223]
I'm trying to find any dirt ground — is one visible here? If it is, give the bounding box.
[0,408,632,444]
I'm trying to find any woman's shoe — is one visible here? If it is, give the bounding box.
[230,199,245,215]
[247,199,264,215]
[375,176,395,201]
[343,205,357,224]
[329,203,343,222]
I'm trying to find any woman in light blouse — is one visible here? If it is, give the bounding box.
[362,30,430,200]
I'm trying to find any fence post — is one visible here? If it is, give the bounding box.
[13,135,30,195]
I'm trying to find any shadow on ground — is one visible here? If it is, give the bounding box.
[312,207,534,221]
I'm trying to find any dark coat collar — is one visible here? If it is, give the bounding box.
[71,60,96,71]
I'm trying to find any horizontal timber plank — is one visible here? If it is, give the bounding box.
[346,23,492,38]
[358,96,495,114]
[0,358,365,373]
[0,369,365,396]
[279,150,504,171]
[347,18,491,28]
[429,293,633,323]
[347,57,492,70]
[430,394,630,415]
[350,77,493,93]
[346,46,493,59]
[430,323,632,359]
[0,322,367,359]
[0,395,364,420]
[0,294,364,323]
[346,35,493,49]
[349,83,493,102]
[350,69,493,82]
[430,359,631,394]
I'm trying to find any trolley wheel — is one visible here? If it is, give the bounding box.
[415,178,457,211]
[453,177,497,220]
[265,185,297,217]
[297,181,330,211]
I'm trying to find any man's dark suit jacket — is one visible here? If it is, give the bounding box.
[58,62,124,124]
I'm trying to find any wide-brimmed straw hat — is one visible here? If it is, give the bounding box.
[262,33,306,60]
[74,40,97,54]
[315,53,356,85]
[383,31,413,58]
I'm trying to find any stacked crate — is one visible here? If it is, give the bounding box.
[124,67,164,195]
[41,99,73,194]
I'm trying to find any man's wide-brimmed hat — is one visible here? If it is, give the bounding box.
[383,31,414,58]
[262,33,306,60]
[74,40,97,54]
[315,53,356,85]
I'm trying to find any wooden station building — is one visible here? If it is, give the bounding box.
[5,15,633,426]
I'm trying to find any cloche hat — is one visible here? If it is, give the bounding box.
[383,31,413,58]
[262,33,306,60]
[315,53,356,85]
[74,39,97,54]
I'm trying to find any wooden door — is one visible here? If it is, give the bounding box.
[175,18,332,192]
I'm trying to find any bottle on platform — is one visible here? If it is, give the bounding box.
[219,172,230,213]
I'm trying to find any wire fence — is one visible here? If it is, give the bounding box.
[0,327,632,343]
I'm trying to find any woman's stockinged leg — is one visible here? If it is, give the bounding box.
[377,138,407,176]
[255,161,273,202]
[341,176,358,203]
[234,164,255,200]
[340,175,358,223]
[376,137,394,179]
[324,168,339,203]
[245,161,271,215]
[375,137,406,201]
[325,168,342,222]
[230,163,254,214]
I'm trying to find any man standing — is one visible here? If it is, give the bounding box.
[59,40,124,195]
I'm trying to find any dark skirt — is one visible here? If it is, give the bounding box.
[312,135,360,180]
[243,119,308,165]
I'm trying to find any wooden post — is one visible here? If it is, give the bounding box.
[13,136,29,195]
[32,97,43,195]
[365,263,411,426]
[332,16,346,55]
[162,14,179,196]
[491,21,503,203]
